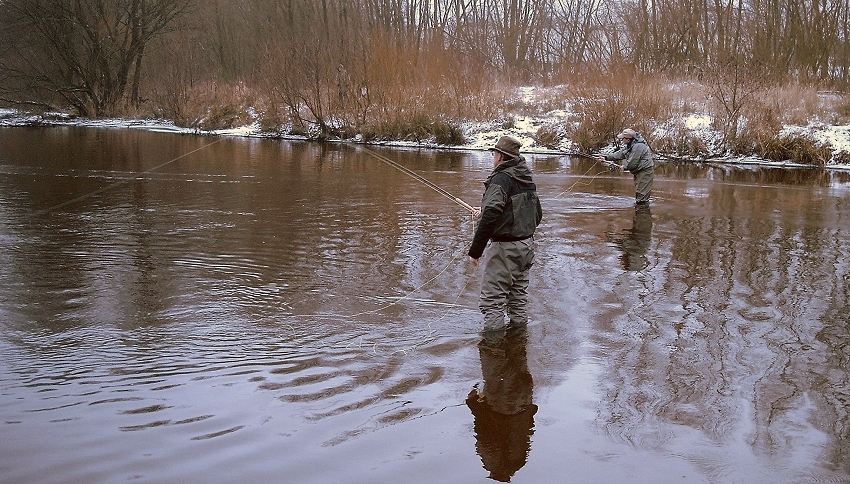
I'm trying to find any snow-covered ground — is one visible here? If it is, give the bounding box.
[782,122,850,154]
[1,86,848,169]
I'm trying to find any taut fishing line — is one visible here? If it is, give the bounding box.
[360,146,477,213]
[35,137,224,215]
[549,152,619,201]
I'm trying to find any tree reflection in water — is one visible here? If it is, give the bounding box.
[467,327,537,482]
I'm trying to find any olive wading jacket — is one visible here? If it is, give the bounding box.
[604,133,654,173]
[468,156,543,259]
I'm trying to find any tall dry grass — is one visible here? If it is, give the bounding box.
[564,69,674,151]
[730,102,832,165]
[251,30,496,144]
[825,93,850,125]
[758,83,821,125]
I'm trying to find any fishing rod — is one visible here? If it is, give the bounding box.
[560,150,598,160]
[361,145,620,209]
[360,146,477,214]
[560,150,622,170]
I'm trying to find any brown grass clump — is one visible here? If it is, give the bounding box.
[732,106,831,165]
[730,97,833,165]
[534,125,565,149]
[730,103,781,154]
[430,118,467,145]
[763,135,832,165]
[758,83,820,125]
[652,125,709,157]
[359,113,466,145]
[151,81,254,129]
[564,70,673,151]
[197,104,247,131]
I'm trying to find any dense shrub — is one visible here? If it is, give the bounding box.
[358,113,466,145]
[534,125,564,149]
[652,125,709,157]
[565,71,672,151]
[197,104,247,131]
[153,81,253,129]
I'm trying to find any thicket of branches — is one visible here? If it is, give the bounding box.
[1,0,848,140]
[0,0,192,116]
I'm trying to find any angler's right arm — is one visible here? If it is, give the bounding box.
[604,148,628,162]
[604,147,629,171]
[468,181,508,259]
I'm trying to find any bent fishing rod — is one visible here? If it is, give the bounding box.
[360,145,634,215]
[560,150,622,170]
[360,146,477,214]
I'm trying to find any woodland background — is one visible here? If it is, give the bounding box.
[1,0,849,162]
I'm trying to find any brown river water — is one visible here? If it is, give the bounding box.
[1,127,849,483]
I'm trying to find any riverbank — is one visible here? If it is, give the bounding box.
[2,83,849,170]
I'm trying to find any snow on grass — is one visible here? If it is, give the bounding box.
[210,122,261,137]
[782,122,850,155]
[517,86,536,105]
[684,114,712,130]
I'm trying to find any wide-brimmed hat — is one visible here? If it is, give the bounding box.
[617,128,637,140]
[489,135,521,158]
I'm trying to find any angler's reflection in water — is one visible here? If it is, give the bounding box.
[609,204,653,271]
[466,327,537,482]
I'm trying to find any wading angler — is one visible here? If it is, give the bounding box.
[595,128,655,205]
[468,136,543,333]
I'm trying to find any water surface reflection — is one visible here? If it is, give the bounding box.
[0,128,849,483]
[467,328,536,482]
[607,204,653,271]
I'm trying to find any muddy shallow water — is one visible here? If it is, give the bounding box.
[1,127,849,483]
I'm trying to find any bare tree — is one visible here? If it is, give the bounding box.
[703,56,769,145]
[0,0,192,116]
[3,0,849,121]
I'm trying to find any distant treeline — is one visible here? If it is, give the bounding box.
[0,0,848,126]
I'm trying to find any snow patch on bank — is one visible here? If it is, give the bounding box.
[782,123,850,154]
[685,114,713,130]
[210,122,262,137]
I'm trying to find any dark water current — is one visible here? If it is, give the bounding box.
[1,127,849,483]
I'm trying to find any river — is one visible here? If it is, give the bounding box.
[1,127,849,483]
